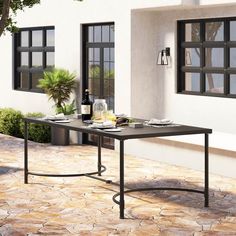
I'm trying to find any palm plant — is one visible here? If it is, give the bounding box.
[38,68,76,114]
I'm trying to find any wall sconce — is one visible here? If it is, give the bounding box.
[157,47,170,65]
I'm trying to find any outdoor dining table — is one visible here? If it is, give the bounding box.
[23,117,212,219]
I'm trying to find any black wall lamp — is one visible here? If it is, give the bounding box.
[157,47,170,65]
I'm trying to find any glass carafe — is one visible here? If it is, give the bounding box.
[92,99,107,122]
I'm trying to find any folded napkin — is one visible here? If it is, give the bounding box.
[146,118,173,125]
[89,120,115,129]
[43,113,68,121]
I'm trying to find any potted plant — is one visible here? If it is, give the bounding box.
[38,68,77,145]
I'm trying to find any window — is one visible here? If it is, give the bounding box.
[82,23,115,149]
[178,17,236,98]
[13,26,55,92]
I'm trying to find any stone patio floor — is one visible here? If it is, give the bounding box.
[0,134,236,235]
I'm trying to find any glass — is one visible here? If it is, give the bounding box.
[94,48,100,61]
[88,26,93,42]
[205,48,224,67]
[89,48,93,61]
[89,62,100,79]
[205,73,224,93]
[185,48,200,66]
[230,75,236,94]
[46,30,54,46]
[32,52,43,67]
[21,31,29,47]
[185,72,200,92]
[94,26,101,42]
[205,22,224,41]
[93,79,100,96]
[110,25,114,42]
[104,48,109,61]
[110,48,114,61]
[185,23,200,42]
[230,21,236,41]
[230,48,236,67]
[46,52,54,68]
[32,73,43,89]
[21,52,29,67]
[92,99,107,122]
[102,25,110,42]
[32,30,43,46]
[19,72,29,89]
[104,79,110,97]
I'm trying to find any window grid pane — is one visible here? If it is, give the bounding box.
[178,17,236,98]
[14,27,55,92]
[205,73,224,93]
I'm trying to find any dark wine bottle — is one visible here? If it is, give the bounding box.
[81,89,93,122]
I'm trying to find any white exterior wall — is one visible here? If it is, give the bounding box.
[130,4,236,178]
[1,0,236,177]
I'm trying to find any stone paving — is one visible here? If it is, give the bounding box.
[0,133,236,235]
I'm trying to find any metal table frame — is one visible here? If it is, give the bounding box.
[24,118,212,219]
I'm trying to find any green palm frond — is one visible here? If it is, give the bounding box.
[38,68,76,111]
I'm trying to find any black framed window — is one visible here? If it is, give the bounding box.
[82,23,115,149]
[177,17,236,98]
[13,26,55,92]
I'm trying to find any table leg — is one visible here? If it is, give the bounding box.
[24,121,28,184]
[120,140,125,219]
[204,133,209,207]
[98,135,102,176]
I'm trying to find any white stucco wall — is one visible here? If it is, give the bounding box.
[130,4,236,178]
[1,0,236,177]
[0,0,208,115]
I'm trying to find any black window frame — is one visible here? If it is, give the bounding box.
[177,17,236,98]
[82,22,115,149]
[13,26,55,93]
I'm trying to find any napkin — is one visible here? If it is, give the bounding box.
[146,118,173,125]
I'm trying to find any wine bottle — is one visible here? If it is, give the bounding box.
[81,89,93,122]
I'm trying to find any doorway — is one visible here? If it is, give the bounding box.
[82,23,115,149]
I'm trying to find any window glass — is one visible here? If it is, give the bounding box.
[185,23,200,42]
[104,48,109,61]
[110,48,114,61]
[46,30,54,46]
[21,52,29,67]
[32,72,43,89]
[32,52,43,67]
[46,52,54,68]
[230,21,236,41]
[94,48,100,61]
[110,25,114,42]
[32,30,43,46]
[94,26,101,42]
[230,75,236,94]
[185,72,200,92]
[21,31,29,47]
[19,72,29,89]
[102,25,110,42]
[205,22,224,41]
[185,48,200,66]
[88,26,93,42]
[89,48,93,61]
[205,73,224,93]
[230,48,236,67]
[205,48,224,67]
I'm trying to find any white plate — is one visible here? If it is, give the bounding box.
[53,119,71,123]
[103,128,122,132]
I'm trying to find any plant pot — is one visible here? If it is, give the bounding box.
[51,127,69,145]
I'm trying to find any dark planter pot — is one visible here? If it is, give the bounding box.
[51,127,69,145]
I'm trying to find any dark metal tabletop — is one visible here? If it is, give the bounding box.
[24,117,212,141]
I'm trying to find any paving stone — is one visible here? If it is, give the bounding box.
[1,133,236,235]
